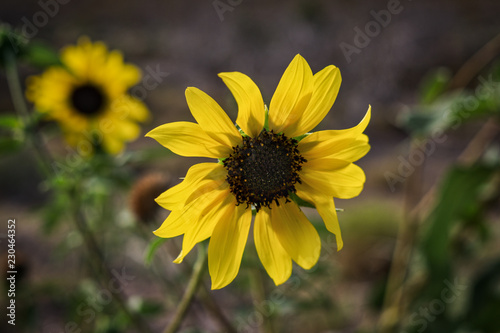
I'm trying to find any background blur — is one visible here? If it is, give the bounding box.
[1,0,500,332]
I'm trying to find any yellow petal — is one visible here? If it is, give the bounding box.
[153,186,227,239]
[357,133,369,144]
[109,95,150,122]
[62,37,108,79]
[107,119,141,141]
[101,134,126,155]
[218,72,265,138]
[270,199,320,269]
[155,163,226,211]
[174,188,232,263]
[303,157,350,172]
[268,54,313,135]
[286,65,341,138]
[184,177,228,207]
[299,105,371,157]
[104,50,141,88]
[296,182,343,251]
[330,139,370,162]
[209,203,252,289]
[153,209,188,239]
[301,137,370,163]
[254,208,292,285]
[146,121,231,158]
[299,163,366,199]
[185,87,241,148]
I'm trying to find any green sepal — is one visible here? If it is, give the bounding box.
[144,237,168,266]
[264,104,269,131]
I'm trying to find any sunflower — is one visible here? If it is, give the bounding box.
[26,37,149,155]
[147,54,371,289]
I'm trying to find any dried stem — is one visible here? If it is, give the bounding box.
[378,32,500,332]
[379,140,426,333]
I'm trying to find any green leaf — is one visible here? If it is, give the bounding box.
[0,24,29,65]
[418,67,452,104]
[0,115,20,129]
[136,299,164,316]
[22,42,61,68]
[401,64,500,138]
[421,164,496,278]
[398,93,456,137]
[0,137,23,153]
[42,192,70,233]
[144,237,167,266]
[462,259,500,332]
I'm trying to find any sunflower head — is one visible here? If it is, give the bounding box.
[130,172,172,224]
[147,54,371,289]
[26,37,150,156]
[223,129,306,211]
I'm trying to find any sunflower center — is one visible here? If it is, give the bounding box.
[223,129,306,211]
[70,84,105,116]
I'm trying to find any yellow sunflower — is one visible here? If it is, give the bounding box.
[26,37,149,155]
[147,54,371,289]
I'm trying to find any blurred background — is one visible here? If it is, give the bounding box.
[1,0,500,332]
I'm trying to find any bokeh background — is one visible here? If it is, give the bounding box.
[1,0,500,332]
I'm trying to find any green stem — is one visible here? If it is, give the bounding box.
[3,47,53,176]
[3,48,30,122]
[142,226,237,333]
[163,246,208,333]
[71,202,153,333]
[3,48,152,333]
[250,265,274,333]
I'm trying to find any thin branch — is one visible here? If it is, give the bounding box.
[163,246,208,333]
[72,204,153,333]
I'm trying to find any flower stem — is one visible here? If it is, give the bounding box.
[379,140,425,333]
[3,48,152,333]
[163,245,208,333]
[71,201,153,333]
[3,47,53,176]
[3,48,30,122]
[151,233,237,333]
[250,265,275,333]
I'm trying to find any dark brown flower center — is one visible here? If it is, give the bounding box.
[70,84,105,116]
[223,129,306,211]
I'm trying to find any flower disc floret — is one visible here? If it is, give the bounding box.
[223,129,306,211]
[70,84,106,116]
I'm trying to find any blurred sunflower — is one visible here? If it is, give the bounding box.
[147,54,371,289]
[26,37,149,155]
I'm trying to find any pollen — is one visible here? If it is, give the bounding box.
[223,129,306,211]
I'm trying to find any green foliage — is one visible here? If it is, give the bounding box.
[399,62,500,138]
[0,23,61,68]
[144,237,168,266]
[421,164,497,281]
[0,114,21,128]
[418,67,452,105]
[0,24,29,65]
[461,259,500,333]
[0,114,24,153]
[21,41,61,68]
[398,63,500,333]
